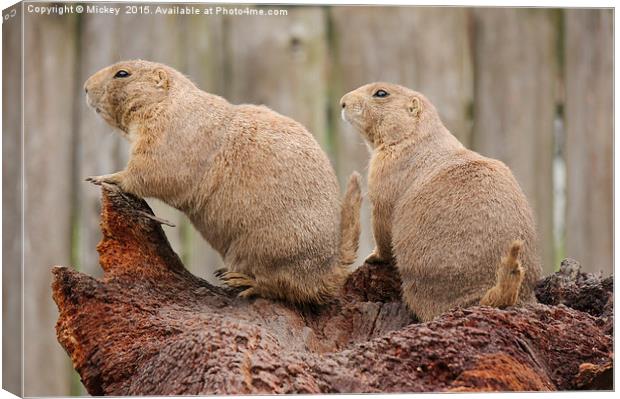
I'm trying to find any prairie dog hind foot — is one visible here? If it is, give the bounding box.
[216,269,259,299]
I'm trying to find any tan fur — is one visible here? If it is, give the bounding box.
[480,240,525,308]
[84,60,362,305]
[340,82,542,321]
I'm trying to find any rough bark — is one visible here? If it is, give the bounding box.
[52,187,613,394]
[535,258,613,334]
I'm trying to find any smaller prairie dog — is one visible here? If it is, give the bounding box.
[340,83,542,322]
[84,60,362,305]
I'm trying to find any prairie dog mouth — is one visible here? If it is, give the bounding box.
[85,95,102,114]
[341,106,362,125]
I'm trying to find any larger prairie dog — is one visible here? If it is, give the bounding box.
[340,82,542,322]
[84,60,362,305]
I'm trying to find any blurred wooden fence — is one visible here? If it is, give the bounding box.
[3,5,612,397]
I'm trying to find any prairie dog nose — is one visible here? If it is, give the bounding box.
[84,76,95,94]
[339,94,349,109]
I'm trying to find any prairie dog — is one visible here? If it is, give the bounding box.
[84,60,362,305]
[340,82,542,321]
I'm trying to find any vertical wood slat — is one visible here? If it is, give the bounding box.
[23,12,77,397]
[76,13,123,279]
[72,14,128,395]
[225,7,330,145]
[472,9,557,274]
[564,10,613,275]
[2,4,23,396]
[329,6,473,260]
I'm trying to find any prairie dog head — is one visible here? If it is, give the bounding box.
[340,82,437,148]
[84,60,180,135]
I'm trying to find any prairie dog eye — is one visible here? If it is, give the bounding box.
[114,70,130,78]
[373,89,389,98]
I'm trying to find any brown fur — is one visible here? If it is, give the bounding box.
[340,82,542,321]
[480,241,525,308]
[84,60,362,305]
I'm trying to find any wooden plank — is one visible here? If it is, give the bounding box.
[75,13,123,279]
[184,13,227,96]
[472,8,556,275]
[23,12,77,396]
[564,9,613,275]
[330,6,473,261]
[2,4,23,396]
[224,6,330,146]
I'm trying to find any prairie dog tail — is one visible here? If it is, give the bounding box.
[338,171,363,268]
[480,240,526,308]
[289,172,362,305]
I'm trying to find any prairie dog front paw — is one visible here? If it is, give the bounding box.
[85,172,124,186]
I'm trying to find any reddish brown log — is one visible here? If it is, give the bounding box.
[52,187,613,394]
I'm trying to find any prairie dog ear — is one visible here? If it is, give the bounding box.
[153,68,169,90]
[408,97,422,118]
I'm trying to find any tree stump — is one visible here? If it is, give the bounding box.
[51,187,613,394]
